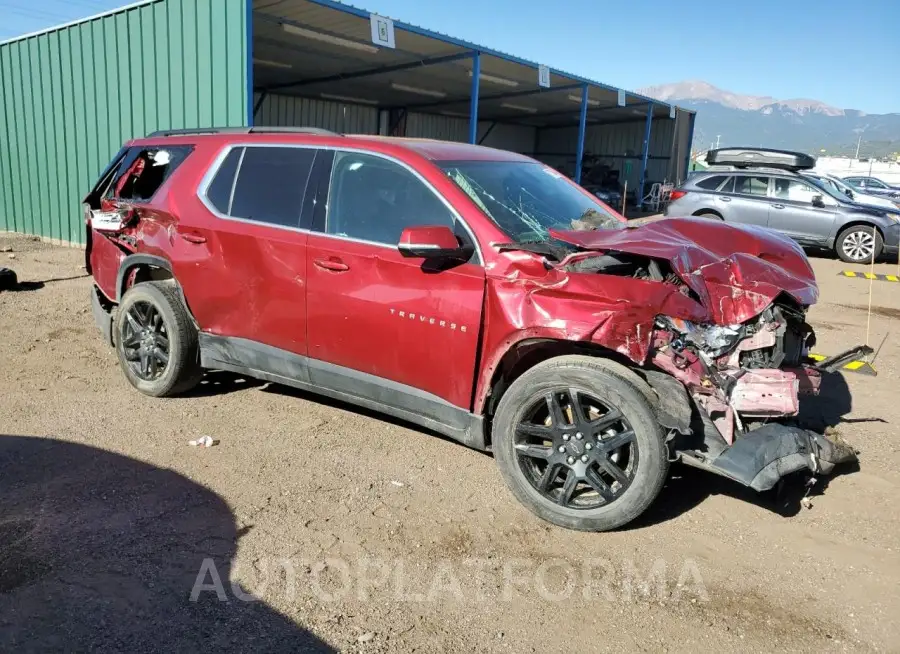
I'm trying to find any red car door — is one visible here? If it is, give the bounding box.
[305,150,485,413]
[180,144,319,356]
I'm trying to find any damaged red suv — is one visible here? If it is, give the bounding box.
[85,127,859,532]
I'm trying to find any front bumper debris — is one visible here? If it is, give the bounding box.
[679,423,857,492]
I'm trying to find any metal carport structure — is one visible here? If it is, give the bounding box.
[0,0,695,245]
[250,0,696,201]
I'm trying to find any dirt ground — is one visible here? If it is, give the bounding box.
[2,231,900,653]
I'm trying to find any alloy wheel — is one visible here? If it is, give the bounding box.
[120,300,170,381]
[514,388,638,509]
[842,230,875,261]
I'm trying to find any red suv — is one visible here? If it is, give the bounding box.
[85,127,859,531]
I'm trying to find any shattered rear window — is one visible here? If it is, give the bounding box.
[112,146,193,203]
[440,160,624,245]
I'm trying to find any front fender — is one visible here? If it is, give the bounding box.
[473,263,709,414]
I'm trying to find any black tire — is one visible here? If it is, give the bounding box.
[835,225,883,264]
[493,355,668,532]
[695,212,723,220]
[114,281,202,397]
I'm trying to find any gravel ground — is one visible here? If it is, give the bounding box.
[2,232,899,653]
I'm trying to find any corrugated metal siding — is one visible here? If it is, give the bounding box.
[478,123,536,153]
[254,93,379,133]
[253,104,536,154]
[0,0,248,244]
[535,119,677,189]
[405,112,469,142]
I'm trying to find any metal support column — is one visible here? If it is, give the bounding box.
[637,102,654,209]
[574,83,589,184]
[683,112,696,182]
[469,51,480,144]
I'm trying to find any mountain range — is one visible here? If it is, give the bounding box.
[638,81,900,158]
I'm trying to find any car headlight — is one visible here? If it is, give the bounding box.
[658,317,744,357]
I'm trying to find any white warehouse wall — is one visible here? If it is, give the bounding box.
[254,94,536,153]
[402,112,536,153]
[536,119,678,189]
[254,93,379,133]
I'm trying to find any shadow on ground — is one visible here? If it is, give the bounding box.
[0,435,334,652]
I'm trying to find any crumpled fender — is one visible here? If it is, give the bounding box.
[473,251,708,413]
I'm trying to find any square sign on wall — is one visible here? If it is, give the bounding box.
[370,13,396,49]
[538,65,550,88]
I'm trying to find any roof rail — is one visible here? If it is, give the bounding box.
[146,126,343,138]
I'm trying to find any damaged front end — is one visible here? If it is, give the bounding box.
[650,303,857,492]
[538,219,860,493]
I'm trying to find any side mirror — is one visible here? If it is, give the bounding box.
[397,225,473,260]
[811,194,826,208]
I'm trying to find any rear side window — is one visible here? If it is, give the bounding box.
[205,148,243,215]
[113,146,193,202]
[695,175,729,191]
[205,146,315,228]
[734,175,769,197]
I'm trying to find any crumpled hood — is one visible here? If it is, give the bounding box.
[550,218,818,325]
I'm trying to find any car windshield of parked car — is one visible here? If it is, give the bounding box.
[440,161,624,243]
[802,175,846,202]
[825,175,854,195]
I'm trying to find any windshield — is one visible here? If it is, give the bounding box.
[825,175,853,194]
[803,174,847,201]
[439,160,624,244]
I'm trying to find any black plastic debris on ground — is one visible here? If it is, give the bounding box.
[0,268,17,291]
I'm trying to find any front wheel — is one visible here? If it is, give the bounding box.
[492,356,668,532]
[836,225,883,264]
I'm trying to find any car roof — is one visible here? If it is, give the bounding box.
[127,131,536,164]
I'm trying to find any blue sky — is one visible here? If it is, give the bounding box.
[3,0,898,114]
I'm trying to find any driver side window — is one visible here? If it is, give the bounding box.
[325,152,456,246]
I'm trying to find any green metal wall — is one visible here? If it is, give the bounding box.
[0,0,249,245]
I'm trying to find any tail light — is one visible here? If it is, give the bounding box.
[669,190,688,201]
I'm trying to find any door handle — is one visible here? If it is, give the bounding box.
[314,258,349,272]
[720,196,731,202]
[772,204,785,209]
[181,232,207,244]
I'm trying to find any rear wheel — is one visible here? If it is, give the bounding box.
[114,281,202,397]
[836,225,883,264]
[492,356,668,532]
[695,212,723,220]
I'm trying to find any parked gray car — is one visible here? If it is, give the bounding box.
[665,169,900,263]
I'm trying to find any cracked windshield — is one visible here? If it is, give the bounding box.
[441,161,624,244]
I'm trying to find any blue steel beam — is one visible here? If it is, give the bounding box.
[403,83,585,111]
[301,0,672,112]
[574,84,589,184]
[637,102,654,209]
[263,51,475,91]
[469,52,480,144]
